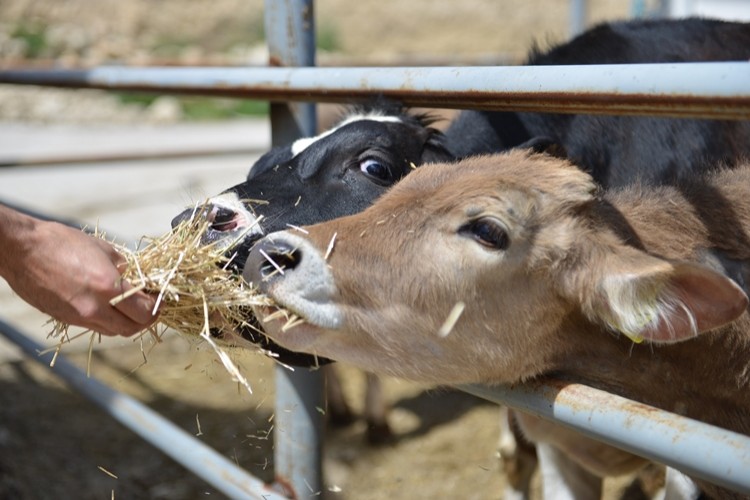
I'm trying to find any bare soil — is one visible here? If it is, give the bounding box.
[0,335,511,499]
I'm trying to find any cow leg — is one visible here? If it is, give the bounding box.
[498,407,537,500]
[363,372,393,444]
[324,365,356,426]
[537,442,602,500]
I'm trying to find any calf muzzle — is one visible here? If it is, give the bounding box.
[244,231,344,330]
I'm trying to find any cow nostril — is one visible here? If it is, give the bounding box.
[210,207,239,232]
[259,246,302,279]
[171,208,196,229]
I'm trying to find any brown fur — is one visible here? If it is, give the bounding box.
[253,151,750,498]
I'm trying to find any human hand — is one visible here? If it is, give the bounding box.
[0,210,158,336]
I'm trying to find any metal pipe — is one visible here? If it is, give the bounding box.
[0,145,264,168]
[0,319,288,499]
[569,0,588,37]
[264,1,324,498]
[1,63,749,119]
[461,380,750,495]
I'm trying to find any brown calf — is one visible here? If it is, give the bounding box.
[244,151,750,498]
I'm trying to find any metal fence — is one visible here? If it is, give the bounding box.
[1,0,750,497]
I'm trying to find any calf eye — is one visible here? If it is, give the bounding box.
[460,218,510,250]
[359,158,393,184]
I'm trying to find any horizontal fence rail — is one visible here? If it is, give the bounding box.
[3,57,750,496]
[2,62,750,119]
[462,382,750,495]
[0,320,287,500]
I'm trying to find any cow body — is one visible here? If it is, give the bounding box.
[445,18,750,187]
[244,152,750,499]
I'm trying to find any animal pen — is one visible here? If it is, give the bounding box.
[1,0,750,497]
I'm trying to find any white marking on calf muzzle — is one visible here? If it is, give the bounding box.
[257,231,343,330]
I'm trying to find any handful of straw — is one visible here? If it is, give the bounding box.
[48,206,275,392]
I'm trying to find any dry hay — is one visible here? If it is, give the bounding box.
[45,204,299,392]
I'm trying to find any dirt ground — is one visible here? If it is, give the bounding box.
[0,332,653,500]
[0,1,660,498]
[0,334,513,499]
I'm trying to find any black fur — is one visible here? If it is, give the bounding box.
[444,18,750,187]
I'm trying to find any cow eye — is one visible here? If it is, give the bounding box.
[359,158,393,183]
[460,218,510,250]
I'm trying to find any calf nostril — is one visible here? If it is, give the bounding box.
[258,245,302,279]
[209,207,239,232]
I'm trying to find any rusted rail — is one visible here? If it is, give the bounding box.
[463,381,750,495]
[1,62,750,119]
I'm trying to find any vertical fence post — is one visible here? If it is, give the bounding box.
[263,1,324,498]
[569,0,588,36]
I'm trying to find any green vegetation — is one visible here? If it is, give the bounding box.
[11,22,49,58]
[316,23,340,52]
[180,97,268,120]
[115,92,269,120]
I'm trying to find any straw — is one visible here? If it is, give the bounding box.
[46,203,284,390]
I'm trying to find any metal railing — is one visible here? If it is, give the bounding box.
[1,0,749,497]
[2,63,750,119]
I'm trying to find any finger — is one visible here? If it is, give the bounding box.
[94,238,128,272]
[87,305,152,337]
[112,290,159,327]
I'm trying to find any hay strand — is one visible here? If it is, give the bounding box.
[438,301,465,338]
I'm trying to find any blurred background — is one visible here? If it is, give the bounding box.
[0,1,748,499]
[3,0,748,125]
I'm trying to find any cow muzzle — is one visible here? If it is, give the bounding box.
[171,196,263,251]
[243,231,343,330]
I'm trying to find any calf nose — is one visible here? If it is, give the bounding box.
[243,231,342,329]
[248,238,302,285]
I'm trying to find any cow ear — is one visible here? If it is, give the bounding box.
[515,136,568,160]
[582,252,748,344]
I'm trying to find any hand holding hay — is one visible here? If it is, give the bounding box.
[48,207,275,391]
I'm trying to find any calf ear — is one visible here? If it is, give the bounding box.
[583,253,748,344]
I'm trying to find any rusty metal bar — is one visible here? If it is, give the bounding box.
[1,62,749,119]
[462,381,750,495]
[0,145,263,168]
[0,319,288,500]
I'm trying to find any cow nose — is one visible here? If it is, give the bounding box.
[254,239,302,282]
[244,231,342,329]
[171,207,198,229]
[171,204,242,232]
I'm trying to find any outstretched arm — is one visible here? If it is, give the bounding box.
[0,204,157,337]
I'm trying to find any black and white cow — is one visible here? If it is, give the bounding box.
[445,17,750,187]
[172,16,750,451]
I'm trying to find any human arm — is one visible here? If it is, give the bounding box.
[0,204,157,336]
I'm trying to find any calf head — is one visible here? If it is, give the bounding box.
[244,151,748,384]
[171,101,452,365]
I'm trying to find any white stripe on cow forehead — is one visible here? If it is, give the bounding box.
[290,113,404,158]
